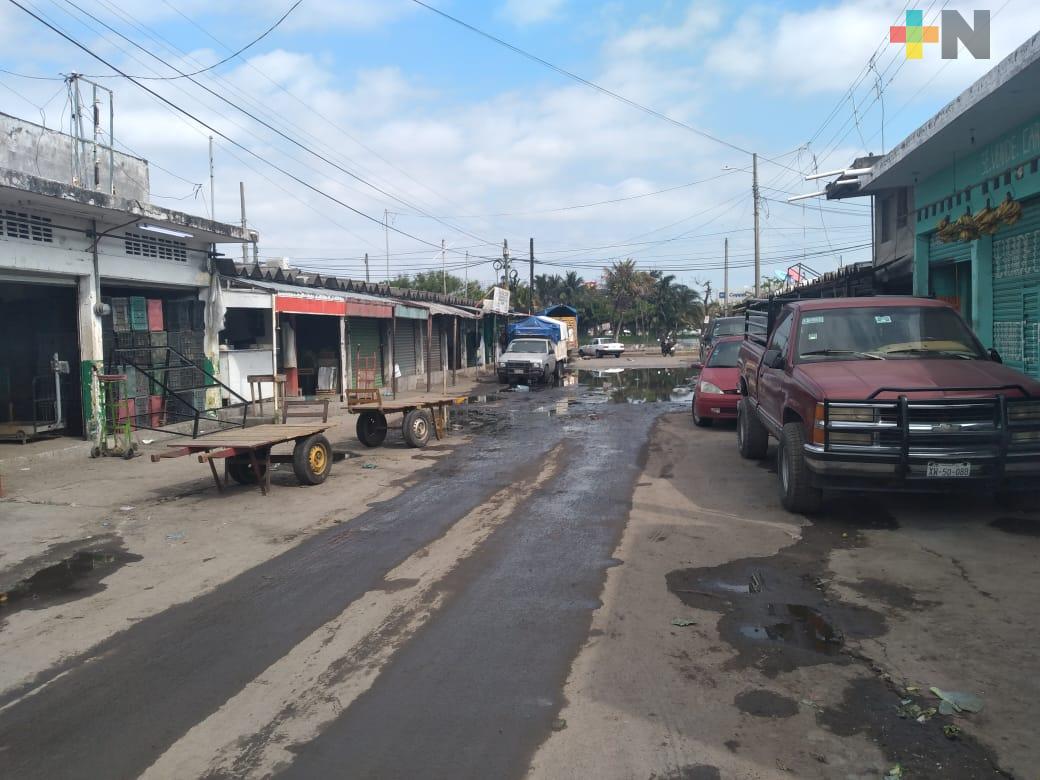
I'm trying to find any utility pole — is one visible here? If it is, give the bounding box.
[723,237,729,317]
[502,239,510,286]
[208,137,215,220]
[239,182,248,264]
[529,237,535,314]
[753,152,761,298]
[441,238,446,295]
[384,209,391,281]
[364,252,370,283]
[464,250,469,298]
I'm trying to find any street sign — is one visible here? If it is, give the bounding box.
[484,286,510,314]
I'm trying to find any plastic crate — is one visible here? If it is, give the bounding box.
[132,331,151,348]
[147,299,164,332]
[149,331,168,347]
[111,298,131,332]
[129,296,148,331]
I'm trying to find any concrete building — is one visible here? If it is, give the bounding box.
[817,33,1040,379]
[0,112,254,442]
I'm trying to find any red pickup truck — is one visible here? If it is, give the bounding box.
[736,296,1040,513]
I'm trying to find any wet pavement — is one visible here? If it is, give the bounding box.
[0,368,686,779]
[1,365,1035,779]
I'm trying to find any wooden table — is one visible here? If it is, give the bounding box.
[247,374,286,418]
[150,423,332,496]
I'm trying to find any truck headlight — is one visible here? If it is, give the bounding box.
[828,405,877,423]
[698,380,723,395]
[1011,430,1040,444]
[1009,401,1040,421]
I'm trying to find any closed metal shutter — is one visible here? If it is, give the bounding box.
[929,232,970,264]
[992,198,1040,377]
[394,320,418,376]
[429,318,444,371]
[349,317,383,387]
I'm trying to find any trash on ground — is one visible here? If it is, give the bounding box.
[885,764,903,779]
[120,506,135,512]
[165,531,186,542]
[362,463,378,470]
[551,718,567,731]
[943,724,962,739]
[514,385,530,393]
[930,687,984,714]
[897,700,936,722]
[749,571,764,593]
[19,467,30,471]
[671,618,697,627]
[141,438,154,445]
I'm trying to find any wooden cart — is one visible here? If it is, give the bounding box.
[349,394,469,449]
[150,424,333,496]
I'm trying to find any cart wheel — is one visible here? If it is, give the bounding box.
[356,411,388,447]
[293,434,333,485]
[90,446,101,459]
[227,456,267,485]
[122,447,135,460]
[402,409,432,448]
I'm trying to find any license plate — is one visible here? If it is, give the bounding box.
[512,368,524,374]
[926,462,971,478]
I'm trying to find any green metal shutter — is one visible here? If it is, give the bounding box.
[992,197,1040,377]
[349,317,383,387]
[929,233,970,264]
[393,320,418,376]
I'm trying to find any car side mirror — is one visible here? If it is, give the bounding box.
[989,348,1003,364]
[763,348,785,370]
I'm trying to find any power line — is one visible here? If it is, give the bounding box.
[408,0,800,175]
[113,0,302,80]
[0,66,64,80]
[7,0,499,261]
[55,0,502,251]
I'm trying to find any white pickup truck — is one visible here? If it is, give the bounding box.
[579,337,625,358]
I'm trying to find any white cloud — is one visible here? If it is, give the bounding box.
[704,0,1040,96]
[607,2,722,57]
[500,0,566,25]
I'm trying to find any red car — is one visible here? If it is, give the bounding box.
[692,336,742,426]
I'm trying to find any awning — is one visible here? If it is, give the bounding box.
[394,303,428,320]
[232,277,393,318]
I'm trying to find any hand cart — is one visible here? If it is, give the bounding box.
[348,394,468,449]
[150,424,333,496]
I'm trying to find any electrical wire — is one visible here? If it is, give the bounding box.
[54,0,502,252]
[7,0,501,261]
[114,0,302,80]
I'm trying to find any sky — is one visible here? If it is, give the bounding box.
[1,0,1038,299]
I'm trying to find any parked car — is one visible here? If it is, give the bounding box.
[691,336,742,426]
[699,316,744,362]
[736,296,1040,513]
[579,337,625,358]
[497,337,563,385]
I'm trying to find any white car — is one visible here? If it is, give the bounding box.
[579,337,625,358]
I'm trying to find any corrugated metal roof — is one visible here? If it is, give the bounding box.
[232,277,391,305]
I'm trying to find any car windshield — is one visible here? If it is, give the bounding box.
[707,340,741,367]
[507,339,547,354]
[796,306,985,362]
[713,319,744,337]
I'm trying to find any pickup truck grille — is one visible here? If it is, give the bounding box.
[821,396,1040,478]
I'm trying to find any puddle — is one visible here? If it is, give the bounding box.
[576,368,695,404]
[990,516,1040,536]
[739,603,843,655]
[734,689,799,718]
[1,545,141,620]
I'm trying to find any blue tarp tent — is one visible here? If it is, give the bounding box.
[507,316,563,342]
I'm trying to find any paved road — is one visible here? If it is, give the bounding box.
[1,371,1036,779]
[0,383,666,779]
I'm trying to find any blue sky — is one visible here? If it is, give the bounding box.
[1,0,1037,297]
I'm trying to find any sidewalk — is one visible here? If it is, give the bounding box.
[0,371,491,698]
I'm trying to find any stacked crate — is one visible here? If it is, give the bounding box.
[99,296,211,429]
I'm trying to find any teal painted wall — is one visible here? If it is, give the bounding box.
[908,111,1040,348]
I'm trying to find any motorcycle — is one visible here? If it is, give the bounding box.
[660,339,676,357]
